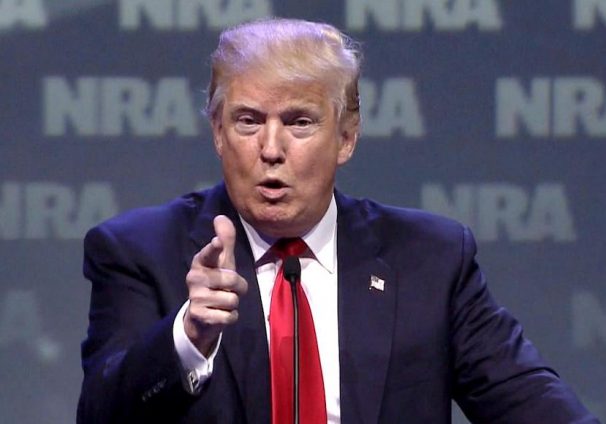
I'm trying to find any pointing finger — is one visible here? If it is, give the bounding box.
[195,215,236,270]
[213,215,236,270]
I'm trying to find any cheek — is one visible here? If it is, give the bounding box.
[298,154,338,190]
[223,133,251,158]
[223,142,260,180]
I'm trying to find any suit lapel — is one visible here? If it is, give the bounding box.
[336,192,396,424]
[189,184,271,424]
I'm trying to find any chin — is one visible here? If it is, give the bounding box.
[254,214,304,238]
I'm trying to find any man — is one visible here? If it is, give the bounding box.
[78,18,598,423]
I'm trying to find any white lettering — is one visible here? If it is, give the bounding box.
[44,77,98,136]
[553,78,606,136]
[574,0,606,30]
[0,182,119,240]
[0,290,61,362]
[43,77,198,137]
[100,77,156,136]
[346,0,502,31]
[496,77,606,138]
[360,78,425,137]
[475,184,529,241]
[151,79,198,135]
[526,185,576,241]
[496,78,550,137]
[0,0,47,29]
[0,290,42,346]
[119,0,271,30]
[73,183,121,237]
[419,184,474,224]
[0,182,20,240]
[347,0,399,30]
[572,290,606,349]
[179,0,272,29]
[120,0,173,30]
[420,183,577,242]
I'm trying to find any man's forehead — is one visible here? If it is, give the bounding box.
[224,76,333,111]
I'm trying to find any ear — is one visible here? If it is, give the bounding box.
[337,115,359,165]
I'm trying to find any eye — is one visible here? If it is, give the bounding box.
[292,117,313,127]
[234,114,261,134]
[237,115,257,126]
[287,114,319,138]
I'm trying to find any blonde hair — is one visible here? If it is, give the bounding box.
[206,18,362,124]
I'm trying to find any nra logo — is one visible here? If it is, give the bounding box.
[43,77,199,137]
[360,78,425,138]
[346,0,503,32]
[496,77,606,138]
[421,183,577,242]
[0,182,118,240]
[42,76,427,139]
[118,0,271,31]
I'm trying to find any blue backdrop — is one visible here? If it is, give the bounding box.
[0,0,604,422]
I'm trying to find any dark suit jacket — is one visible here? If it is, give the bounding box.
[78,183,597,423]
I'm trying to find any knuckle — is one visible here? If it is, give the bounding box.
[186,268,211,287]
[229,310,239,323]
[185,269,196,286]
[221,292,239,311]
[223,271,243,289]
[188,283,208,300]
[239,278,249,294]
[229,292,240,309]
[196,307,217,326]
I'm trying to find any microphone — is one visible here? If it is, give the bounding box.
[283,256,301,424]
[283,256,301,287]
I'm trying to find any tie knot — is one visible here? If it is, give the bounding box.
[272,237,308,258]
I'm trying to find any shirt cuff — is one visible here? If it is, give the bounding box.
[173,300,222,394]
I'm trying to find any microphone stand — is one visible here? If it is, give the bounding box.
[284,256,301,424]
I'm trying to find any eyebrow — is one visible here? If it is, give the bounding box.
[280,107,321,121]
[229,105,266,120]
[228,103,322,121]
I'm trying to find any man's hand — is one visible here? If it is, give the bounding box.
[184,215,248,356]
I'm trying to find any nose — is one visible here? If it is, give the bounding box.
[260,119,286,165]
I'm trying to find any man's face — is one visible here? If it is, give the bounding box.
[212,73,357,238]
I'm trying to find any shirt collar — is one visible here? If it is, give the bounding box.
[239,195,337,274]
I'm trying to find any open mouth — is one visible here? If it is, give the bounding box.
[258,179,289,199]
[260,179,287,189]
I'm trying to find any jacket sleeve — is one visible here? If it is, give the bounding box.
[77,223,197,424]
[450,226,599,423]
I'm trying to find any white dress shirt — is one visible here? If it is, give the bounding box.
[173,196,341,423]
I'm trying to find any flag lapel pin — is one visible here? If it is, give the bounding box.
[369,275,385,292]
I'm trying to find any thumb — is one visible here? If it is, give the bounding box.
[213,215,236,270]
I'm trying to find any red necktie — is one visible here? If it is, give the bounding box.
[269,238,327,424]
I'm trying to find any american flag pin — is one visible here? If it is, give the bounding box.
[369,275,385,292]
